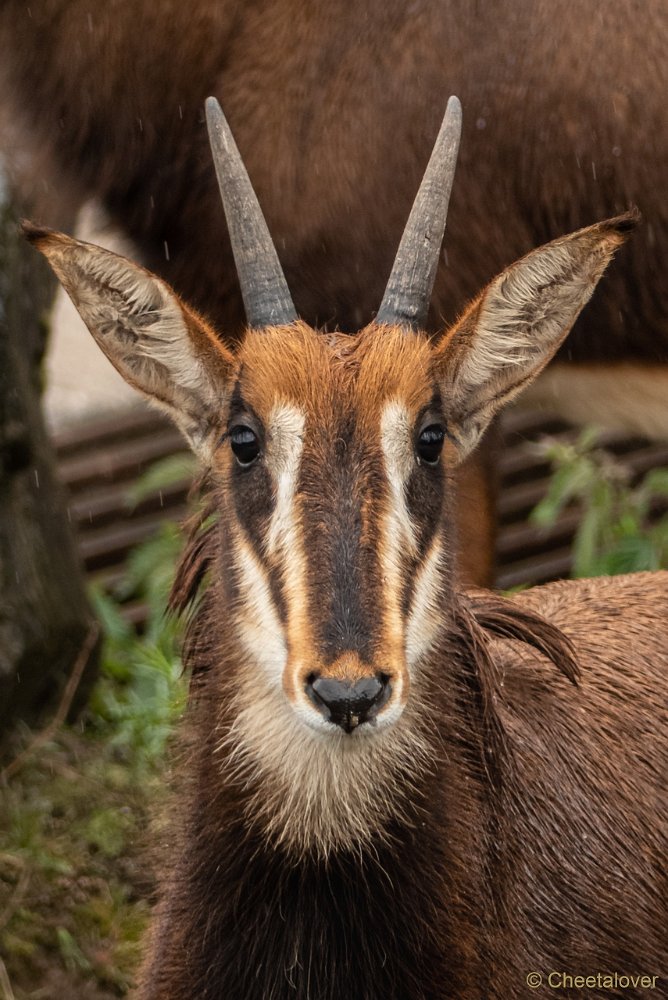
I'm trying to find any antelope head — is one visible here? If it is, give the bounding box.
[26,98,634,855]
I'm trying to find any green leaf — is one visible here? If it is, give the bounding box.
[89,584,134,647]
[640,468,668,498]
[57,927,92,973]
[602,536,659,575]
[572,503,605,577]
[125,452,196,508]
[531,425,668,580]
[531,461,590,527]
[575,425,603,454]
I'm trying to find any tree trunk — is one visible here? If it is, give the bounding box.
[0,169,98,738]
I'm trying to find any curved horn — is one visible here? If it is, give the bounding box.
[205,96,298,329]
[376,95,462,330]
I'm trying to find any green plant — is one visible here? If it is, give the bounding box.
[531,427,668,577]
[0,455,197,997]
[87,456,198,774]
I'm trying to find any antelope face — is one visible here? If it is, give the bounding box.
[26,96,633,852]
[215,322,450,738]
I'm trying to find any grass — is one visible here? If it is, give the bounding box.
[0,728,158,997]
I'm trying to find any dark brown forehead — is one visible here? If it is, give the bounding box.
[234,321,435,428]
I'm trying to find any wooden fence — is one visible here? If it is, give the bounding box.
[53,406,668,626]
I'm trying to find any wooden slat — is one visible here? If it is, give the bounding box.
[496,548,574,591]
[52,403,163,454]
[53,407,667,629]
[68,476,191,529]
[58,428,186,491]
[78,507,189,571]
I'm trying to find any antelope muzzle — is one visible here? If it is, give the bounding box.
[306,673,392,733]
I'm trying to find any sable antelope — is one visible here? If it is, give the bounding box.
[26,98,667,1000]
[4,0,668,584]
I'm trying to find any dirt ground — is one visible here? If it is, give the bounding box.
[0,727,164,999]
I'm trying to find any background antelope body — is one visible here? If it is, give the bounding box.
[25,95,668,998]
[2,1,667,371]
[4,0,668,588]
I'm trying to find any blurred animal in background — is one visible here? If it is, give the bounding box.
[3,0,667,584]
[26,96,668,1000]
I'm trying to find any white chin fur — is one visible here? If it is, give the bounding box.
[216,675,430,858]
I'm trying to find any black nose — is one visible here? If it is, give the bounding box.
[306,674,392,732]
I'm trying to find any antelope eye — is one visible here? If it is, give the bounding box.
[416,424,445,465]
[230,425,260,466]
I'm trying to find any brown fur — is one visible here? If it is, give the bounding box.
[25,174,667,997]
[2,0,665,359]
[155,508,668,998]
[6,0,668,586]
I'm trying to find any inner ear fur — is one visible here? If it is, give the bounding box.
[23,223,235,458]
[433,213,637,460]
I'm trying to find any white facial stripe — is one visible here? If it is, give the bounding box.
[232,531,287,686]
[266,402,306,557]
[405,537,444,670]
[378,400,419,650]
[213,400,433,857]
[380,401,419,555]
[262,400,312,653]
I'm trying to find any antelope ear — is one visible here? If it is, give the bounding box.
[23,223,235,459]
[433,213,637,460]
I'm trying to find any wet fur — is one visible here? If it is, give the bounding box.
[134,521,668,999]
[17,51,668,989]
[7,1,668,597]
[26,222,666,994]
[2,0,666,363]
